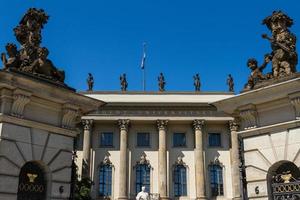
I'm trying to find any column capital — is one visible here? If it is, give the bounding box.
[157,119,168,130]
[118,119,130,131]
[82,119,93,130]
[229,119,240,132]
[193,119,205,131]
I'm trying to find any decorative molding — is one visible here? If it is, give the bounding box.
[81,119,93,131]
[11,89,31,118]
[192,119,205,131]
[137,152,150,166]
[157,120,168,130]
[118,119,130,131]
[290,97,300,119]
[239,105,258,130]
[62,103,81,129]
[209,157,224,168]
[175,156,186,166]
[100,154,113,166]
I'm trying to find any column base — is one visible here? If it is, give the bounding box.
[118,197,128,200]
[196,196,207,200]
[160,196,170,200]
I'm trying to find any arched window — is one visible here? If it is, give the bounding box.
[99,156,113,197]
[209,164,224,197]
[173,156,187,197]
[135,152,151,193]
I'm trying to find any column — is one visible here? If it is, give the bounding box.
[82,119,93,178]
[157,120,169,200]
[193,119,207,200]
[118,119,130,200]
[229,120,242,200]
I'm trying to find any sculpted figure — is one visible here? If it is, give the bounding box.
[262,11,297,77]
[120,73,128,91]
[1,43,21,69]
[227,74,234,92]
[136,186,150,200]
[245,55,271,89]
[193,73,201,91]
[158,72,166,92]
[87,73,94,91]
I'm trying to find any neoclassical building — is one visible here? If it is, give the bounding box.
[77,92,240,200]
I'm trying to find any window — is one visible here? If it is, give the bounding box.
[173,133,186,147]
[174,165,187,197]
[208,133,221,147]
[99,164,112,196]
[136,164,151,194]
[100,132,113,147]
[137,133,150,147]
[209,164,224,197]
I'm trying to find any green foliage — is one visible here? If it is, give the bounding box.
[74,176,93,200]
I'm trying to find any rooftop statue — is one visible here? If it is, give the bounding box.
[158,72,166,92]
[120,73,128,91]
[262,11,297,78]
[1,8,65,83]
[87,73,94,91]
[244,11,298,90]
[227,74,234,92]
[193,73,201,91]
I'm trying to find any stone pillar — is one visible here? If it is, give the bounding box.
[118,119,130,200]
[229,120,242,200]
[193,119,207,200]
[157,120,169,200]
[82,119,93,177]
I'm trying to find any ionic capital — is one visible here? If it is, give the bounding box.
[192,119,205,131]
[157,120,168,130]
[82,119,93,131]
[118,119,130,131]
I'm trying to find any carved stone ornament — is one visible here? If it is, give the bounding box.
[227,74,234,92]
[158,72,166,92]
[192,119,205,131]
[175,156,186,166]
[118,119,130,131]
[157,120,168,130]
[1,8,67,85]
[137,152,150,166]
[11,89,31,118]
[101,154,113,166]
[229,119,240,132]
[82,119,93,131]
[210,157,222,166]
[120,73,128,91]
[239,107,258,130]
[193,73,201,91]
[87,73,94,91]
[290,97,300,119]
[62,104,81,129]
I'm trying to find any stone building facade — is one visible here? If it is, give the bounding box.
[76,92,244,200]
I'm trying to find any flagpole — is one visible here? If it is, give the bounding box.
[141,42,146,91]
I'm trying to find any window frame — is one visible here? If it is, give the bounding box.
[136,132,151,147]
[173,132,187,147]
[173,164,187,197]
[99,164,113,197]
[135,163,151,194]
[208,133,222,147]
[99,132,114,147]
[209,164,224,197]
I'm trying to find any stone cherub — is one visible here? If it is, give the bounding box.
[158,72,166,92]
[120,73,128,91]
[87,73,94,91]
[227,74,234,92]
[136,186,150,200]
[262,11,298,77]
[193,73,201,91]
[1,43,21,70]
[245,54,271,89]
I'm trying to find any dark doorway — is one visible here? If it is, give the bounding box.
[17,162,46,200]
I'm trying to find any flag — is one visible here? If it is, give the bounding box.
[140,43,146,69]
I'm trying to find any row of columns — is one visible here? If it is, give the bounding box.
[81,119,241,200]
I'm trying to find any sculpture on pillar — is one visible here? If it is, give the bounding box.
[262,11,297,78]
[245,55,271,89]
[158,72,166,92]
[136,186,150,200]
[193,73,201,91]
[244,11,298,90]
[87,73,94,91]
[227,74,234,92]
[120,73,128,91]
[1,8,66,83]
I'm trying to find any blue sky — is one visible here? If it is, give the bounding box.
[1,0,300,92]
